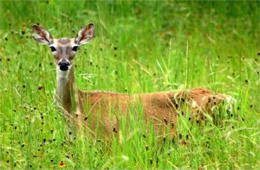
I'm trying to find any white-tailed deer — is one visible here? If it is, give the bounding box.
[32,23,234,138]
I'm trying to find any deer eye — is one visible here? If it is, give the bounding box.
[50,46,56,52]
[72,46,79,52]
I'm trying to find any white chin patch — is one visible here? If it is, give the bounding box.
[56,65,70,79]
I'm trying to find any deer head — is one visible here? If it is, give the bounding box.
[32,23,95,73]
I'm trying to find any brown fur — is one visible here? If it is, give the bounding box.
[58,38,71,44]
[62,67,230,138]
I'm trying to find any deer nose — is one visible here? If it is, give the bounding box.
[58,60,70,71]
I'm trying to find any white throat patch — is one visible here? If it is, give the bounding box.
[56,65,71,103]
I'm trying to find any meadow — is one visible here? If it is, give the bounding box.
[0,0,259,169]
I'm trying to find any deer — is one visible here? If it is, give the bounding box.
[32,23,234,140]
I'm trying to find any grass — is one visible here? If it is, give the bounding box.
[0,0,259,169]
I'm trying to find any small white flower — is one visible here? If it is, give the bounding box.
[121,155,129,161]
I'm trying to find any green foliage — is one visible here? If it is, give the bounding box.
[0,0,259,169]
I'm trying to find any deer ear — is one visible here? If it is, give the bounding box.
[32,25,53,45]
[74,23,95,45]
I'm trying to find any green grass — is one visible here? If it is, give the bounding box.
[0,0,259,169]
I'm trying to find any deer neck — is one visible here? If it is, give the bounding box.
[56,65,76,114]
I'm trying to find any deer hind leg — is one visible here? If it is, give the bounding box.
[102,114,119,137]
[169,113,177,139]
[149,109,177,141]
[199,94,236,125]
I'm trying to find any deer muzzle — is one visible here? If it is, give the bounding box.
[58,60,70,71]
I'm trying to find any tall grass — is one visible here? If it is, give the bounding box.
[0,0,259,169]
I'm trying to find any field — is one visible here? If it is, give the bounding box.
[0,0,259,169]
